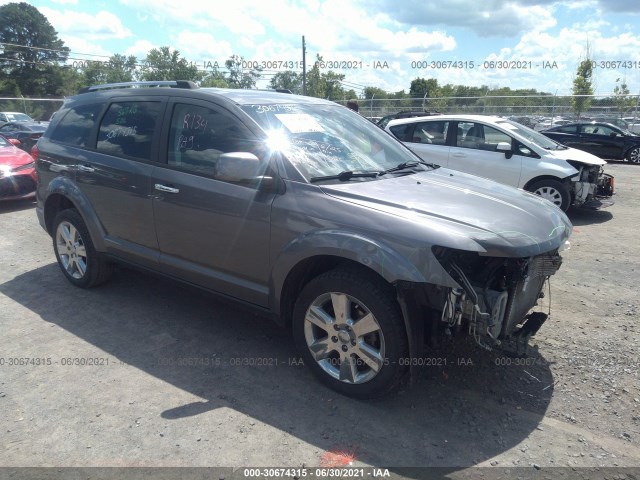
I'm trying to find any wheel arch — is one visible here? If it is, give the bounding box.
[42,177,107,251]
[522,174,570,192]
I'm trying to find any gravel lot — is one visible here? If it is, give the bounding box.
[0,163,638,478]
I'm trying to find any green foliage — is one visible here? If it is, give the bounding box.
[572,56,594,117]
[269,71,302,94]
[0,2,70,96]
[80,54,139,85]
[140,46,203,82]
[305,55,347,99]
[612,77,635,114]
[225,55,261,89]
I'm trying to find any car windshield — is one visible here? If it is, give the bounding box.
[6,113,33,122]
[496,119,564,150]
[242,103,430,182]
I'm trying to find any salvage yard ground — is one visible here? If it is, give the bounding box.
[0,163,638,477]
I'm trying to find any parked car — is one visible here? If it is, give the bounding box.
[0,134,37,201]
[0,111,34,128]
[541,122,640,164]
[0,121,48,152]
[622,117,640,134]
[377,111,440,129]
[36,81,571,398]
[385,114,614,211]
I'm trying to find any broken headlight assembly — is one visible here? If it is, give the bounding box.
[432,246,563,351]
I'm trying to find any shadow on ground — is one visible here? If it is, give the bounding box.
[567,207,613,226]
[0,264,555,472]
[0,197,36,214]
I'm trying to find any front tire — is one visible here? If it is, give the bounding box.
[293,267,408,398]
[527,179,570,211]
[627,146,640,164]
[53,209,112,288]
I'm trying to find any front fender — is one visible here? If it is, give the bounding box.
[269,228,446,315]
[42,176,107,252]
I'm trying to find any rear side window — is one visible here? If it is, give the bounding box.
[49,103,103,147]
[389,123,413,142]
[97,102,163,161]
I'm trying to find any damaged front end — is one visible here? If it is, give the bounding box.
[569,162,615,209]
[429,246,565,352]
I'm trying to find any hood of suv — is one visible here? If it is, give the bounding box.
[320,167,572,257]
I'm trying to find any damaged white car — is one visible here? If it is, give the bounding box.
[386,114,614,211]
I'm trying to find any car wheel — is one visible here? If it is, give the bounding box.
[527,179,570,211]
[293,267,408,398]
[627,147,640,164]
[53,209,112,288]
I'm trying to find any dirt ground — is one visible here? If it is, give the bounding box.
[0,163,639,479]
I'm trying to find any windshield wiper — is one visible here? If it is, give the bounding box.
[378,159,439,176]
[310,171,379,183]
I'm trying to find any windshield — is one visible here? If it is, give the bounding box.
[6,113,33,122]
[241,103,429,182]
[496,119,563,150]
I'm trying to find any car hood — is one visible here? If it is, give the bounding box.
[545,146,606,166]
[320,167,572,257]
[0,146,33,168]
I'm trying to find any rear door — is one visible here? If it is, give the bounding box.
[75,97,165,266]
[151,99,276,307]
[390,120,451,166]
[446,121,523,187]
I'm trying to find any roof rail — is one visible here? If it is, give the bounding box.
[78,80,198,94]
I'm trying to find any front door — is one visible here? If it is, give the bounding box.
[151,100,276,307]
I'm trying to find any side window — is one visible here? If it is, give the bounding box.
[581,124,616,136]
[456,122,481,149]
[49,103,103,147]
[96,101,163,160]
[389,123,413,142]
[456,123,511,151]
[554,125,577,133]
[412,121,449,145]
[167,103,258,178]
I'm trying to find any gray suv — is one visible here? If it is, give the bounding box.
[35,81,571,398]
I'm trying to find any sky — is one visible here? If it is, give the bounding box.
[9,0,640,98]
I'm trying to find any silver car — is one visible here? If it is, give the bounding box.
[35,82,571,398]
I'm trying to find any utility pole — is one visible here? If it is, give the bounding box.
[302,36,307,96]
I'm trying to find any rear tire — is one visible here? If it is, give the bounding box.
[52,209,113,288]
[627,147,640,164]
[293,267,408,398]
[527,179,570,211]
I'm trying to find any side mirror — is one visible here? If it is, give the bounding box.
[496,141,513,158]
[215,152,276,191]
[216,152,261,182]
[8,138,21,147]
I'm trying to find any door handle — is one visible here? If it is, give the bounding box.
[452,152,466,158]
[77,164,95,173]
[155,184,180,194]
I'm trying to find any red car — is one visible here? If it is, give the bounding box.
[0,134,37,201]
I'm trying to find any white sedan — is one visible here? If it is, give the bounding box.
[385,114,614,211]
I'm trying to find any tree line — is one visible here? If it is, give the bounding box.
[1,2,636,120]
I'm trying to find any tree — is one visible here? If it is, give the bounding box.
[225,55,261,89]
[140,46,203,82]
[269,71,302,94]
[612,77,635,114]
[79,54,138,86]
[305,55,346,99]
[409,78,438,98]
[201,66,229,88]
[572,49,594,118]
[0,2,70,96]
